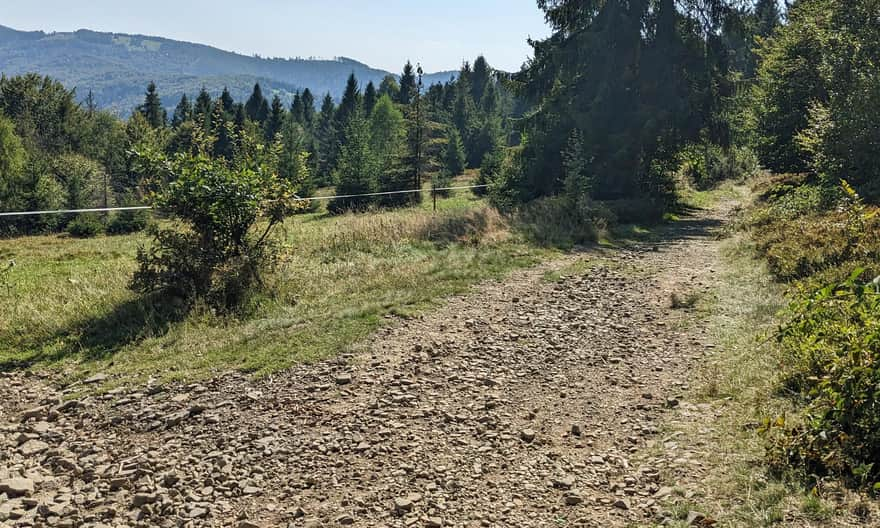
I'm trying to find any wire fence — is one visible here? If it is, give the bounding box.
[0,184,489,217]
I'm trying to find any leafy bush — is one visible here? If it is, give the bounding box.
[761,182,880,489]
[107,208,149,235]
[680,143,759,190]
[768,269,880,488]
[131,145,305,312]
[66,213,104,238]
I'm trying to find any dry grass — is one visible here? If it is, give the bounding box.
[0,189,554,385]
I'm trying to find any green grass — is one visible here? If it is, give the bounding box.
[0,188,555,385]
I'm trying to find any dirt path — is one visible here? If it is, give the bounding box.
[0,203,733,528]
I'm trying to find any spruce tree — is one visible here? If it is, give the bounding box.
[315,93,338,184]
[212,104,234,161]
[370,95,409,206]
[194,87,213,129]
[328,111,378,213]
[139,81,166,129]
[335,74,361,130]
[471,56,491,107]
[172,94,192,128]
[398,61,417,105]
[265,95,286,141]
[363,81,378,116]
[301,88,316,129]
[443,127,467,177]
[245,83,268,123]
[219,87,235,116]
[290,91,305,124]
[754,0,781,38]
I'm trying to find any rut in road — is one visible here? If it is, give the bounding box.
[0,203,731,528]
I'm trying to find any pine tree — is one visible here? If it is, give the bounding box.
[245,83,268,123]
[328,113,378,213]
[172,94,192,128]
[363,81,378,116]
[139,81,166,129]
[398,61,417,105]
[265,95,286,141]
[301,88,316,129]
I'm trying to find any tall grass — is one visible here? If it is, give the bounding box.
[0,190,550,383]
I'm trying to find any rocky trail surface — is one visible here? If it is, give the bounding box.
[0,205,731,528]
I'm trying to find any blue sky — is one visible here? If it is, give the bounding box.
[2,0,552,73]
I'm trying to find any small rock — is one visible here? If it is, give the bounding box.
[335,374,352,385]
[520,429,537,443]
[563,491,584,506]
[552,476,575,490]
[131,493,158,508]
[0,478,34,497]
[570,424,582,437]
[666,397,680,409]
[238,522,261,528]
[613,499,630,510]
[393,497,413,515]
[18,439,50,457]
[426,517,443,528]
[83,373,108,384]
[336,514,354,525]
[20,407,45,422]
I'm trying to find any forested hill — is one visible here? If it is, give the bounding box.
[0,25,456,115]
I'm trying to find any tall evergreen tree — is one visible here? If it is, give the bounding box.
[336,74,362,129]
[443,127,467,177]
[139,81,166,129]
[402,64,426,204]
[172,94,192,128]
[754,0,782,38]
[194,87,213,129]
[245,83,269,123]
[301,88,316,129]
[471,56,492,107]
[315,93,338,183]
[398,61,417,105]
[265,95,286,142]
[363,81,378,116]
[290,91,305,124]
[328,112,378,213]
[219,87,235,116]
[212,104,234,161]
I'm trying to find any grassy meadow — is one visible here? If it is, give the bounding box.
[0,182,558,385]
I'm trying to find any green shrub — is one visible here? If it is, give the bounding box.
[768,269,880,488]
[66,213,104,238]
[131,146,305,312]
[680,143,759,190]
[107,205,150,235]
[513,196,598,249]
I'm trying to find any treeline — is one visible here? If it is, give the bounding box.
[484,0,783,223]
[0,56,516,236]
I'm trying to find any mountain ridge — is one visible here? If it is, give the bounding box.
[0,24,458,115]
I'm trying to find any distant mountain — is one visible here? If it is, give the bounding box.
[0,25,457,115]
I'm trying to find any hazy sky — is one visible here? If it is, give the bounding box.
[2,1,553,72]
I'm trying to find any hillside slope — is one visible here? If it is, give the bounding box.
[0,25,456,114]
